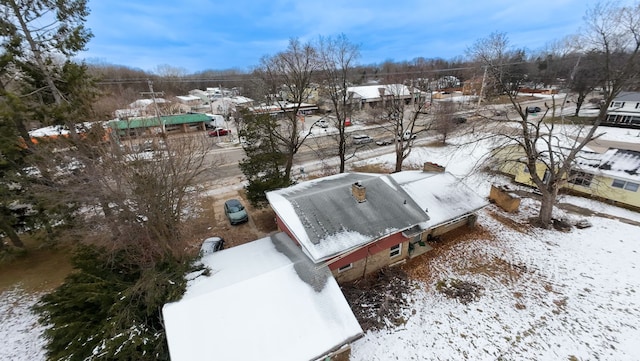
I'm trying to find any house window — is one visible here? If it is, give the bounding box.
[568,170,593,187]
[338,263,353,272]
[390,244,402,258]
[542,169,551,184]
[612,179,639,192]
[611,101,625,108]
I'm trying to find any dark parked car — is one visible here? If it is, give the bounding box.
[200,236,224,256]
[526,106,542,113]
[224,199,248,225]
[453,116,467,124]
[208,128,231,137]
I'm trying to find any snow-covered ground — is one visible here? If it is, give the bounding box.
[0,287,47,361]
[351,198,640,360]
[2,130,639,360]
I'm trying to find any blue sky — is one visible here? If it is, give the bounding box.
[81,0,625,73]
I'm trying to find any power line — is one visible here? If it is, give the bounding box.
[94,61,532,85]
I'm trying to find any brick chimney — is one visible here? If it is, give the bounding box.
[352,181,366,203]
[423,162,445,173]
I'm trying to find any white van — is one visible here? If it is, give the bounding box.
[352,134,373,145]
[399,130,417,141]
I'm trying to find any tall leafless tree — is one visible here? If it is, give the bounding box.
[316,34,360,173]
[469,2,640,228]
[371,83,428,172]
[255,38,320,180]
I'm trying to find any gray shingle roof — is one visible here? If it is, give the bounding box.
[267,173,429,262]
[613,92,640,102]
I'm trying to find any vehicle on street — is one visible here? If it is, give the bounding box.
[208,128,231,137]
[376,138,393,146]
[352,134,373,145]
[527,106,542,113]
[224,199,248,225]
[453,116,467,124]
[315,119,329,128]
[398,130,417,141]
[200,236,225,256]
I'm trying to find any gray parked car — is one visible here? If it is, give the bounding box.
[224,199,248,225]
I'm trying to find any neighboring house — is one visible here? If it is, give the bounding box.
[494,144,640,210]
[249,101,318,116]
[108,113,213,137]
[114,98,169,119]
[175,94,203,109]
[568,148,640,209]
[347,84,422,110]
[266,163,488,283]
[604,91,640,128]
[162,233,363,361]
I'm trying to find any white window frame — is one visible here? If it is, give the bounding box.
[612,179,639,192]
[390,244,402,258]
[338,263,353,272]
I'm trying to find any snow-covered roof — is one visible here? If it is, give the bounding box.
[267,171,487,263]
[230,95,253,104]
[28,125,69,137]
[28,122,103,138]
[129,98,167,108]
[162,233,362,361]
[390,171,489,228]
[266,173,429,263]
[612,91,640,102]
[576,148,640,182]
[176,95,201,102]
[347,84,415,101]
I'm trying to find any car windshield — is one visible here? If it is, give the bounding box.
[227,201,244,212]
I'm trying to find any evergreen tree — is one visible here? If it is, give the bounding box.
[34,244,192,360]
[238,111,293,207]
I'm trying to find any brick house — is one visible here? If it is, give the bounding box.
[266,164,488,283]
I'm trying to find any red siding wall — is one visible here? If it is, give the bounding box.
[275,216,300,246]
[274,213,408,271]
[327,232,407,271]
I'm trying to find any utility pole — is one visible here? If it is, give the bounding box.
[140,80,165,133]
[476,66,487,111]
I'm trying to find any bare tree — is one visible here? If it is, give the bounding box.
[28,131,215,262]
[432,101,457,144]
[372,83,428,172]
[255,38,320,180]
[316,34,360,173]
[469,2,640,228]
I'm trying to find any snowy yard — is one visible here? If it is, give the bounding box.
[2,130,639,360]
[350,198,640,360]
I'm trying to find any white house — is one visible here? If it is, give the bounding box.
[162,233,363,361]
[605,92,640,127]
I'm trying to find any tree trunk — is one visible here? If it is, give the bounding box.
[7,0,64,106]
[537,186,559,228]
[394,147,403,172]
[575,92,587,117]
[338,131,346,173]
[284,153,294,180]
[0,218,25,248]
